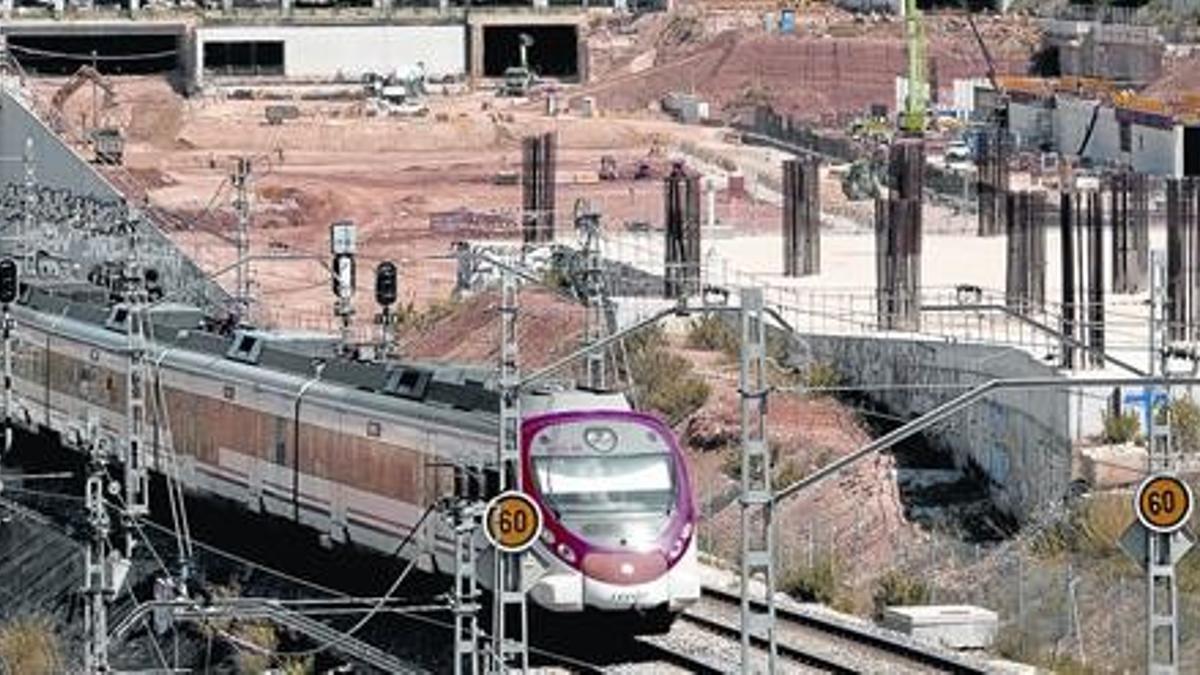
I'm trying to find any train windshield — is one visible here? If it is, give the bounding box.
[533,453,675,515]
[528,418,680,547]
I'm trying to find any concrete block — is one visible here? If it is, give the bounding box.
[881,605,998,650]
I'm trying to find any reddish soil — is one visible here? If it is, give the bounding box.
[681,346,911,588]
[580,10,1041,122]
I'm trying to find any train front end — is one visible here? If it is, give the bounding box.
[520,409,700,627]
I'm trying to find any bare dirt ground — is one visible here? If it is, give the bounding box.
[26,76,785,331]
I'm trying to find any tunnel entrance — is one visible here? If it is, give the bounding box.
[202,41,285,77]
[482,25,578,80]
[5,33,180,75]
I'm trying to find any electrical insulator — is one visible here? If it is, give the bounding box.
[375,261,398,307]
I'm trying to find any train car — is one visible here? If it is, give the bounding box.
[3,282,699,630]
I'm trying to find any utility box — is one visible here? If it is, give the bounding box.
[880,605,998,650]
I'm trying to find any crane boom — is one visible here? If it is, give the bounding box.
[901,0,927,135]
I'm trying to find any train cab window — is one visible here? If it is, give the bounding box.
[274,417,287,465]
[105,306,129,332]
[366,420,381,438]
[223,384,236,401]
[226,332,264,364]
[384,368,430,400]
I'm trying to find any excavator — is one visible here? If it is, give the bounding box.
[50,65,124,165]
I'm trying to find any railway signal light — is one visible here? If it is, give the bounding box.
[375,261,398,307]
[0,258,18,305]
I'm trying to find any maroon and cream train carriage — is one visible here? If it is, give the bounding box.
[4,282,700,629]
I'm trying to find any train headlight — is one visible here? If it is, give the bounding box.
[583,427,618,453]
[556,543,577,564]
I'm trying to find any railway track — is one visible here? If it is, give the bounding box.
[661,586,991,674]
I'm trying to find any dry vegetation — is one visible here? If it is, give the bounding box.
[0,616,62,675]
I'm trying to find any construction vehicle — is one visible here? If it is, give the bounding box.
[501,33,535,97]
[362,66,429,116]
[51,65,125,164]
[90,128,124,165]
[599,155,618,180]
[51,65,116,127]
[265,105,300,126]
[633,159,654,180]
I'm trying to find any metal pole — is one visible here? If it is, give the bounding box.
[1147,249,1180,675]
[491,270,528,673]
[451,495,482,675]
[2,301,12,455]
[82,414,112,674]
[232,157,252,317]
[738,287,776,673]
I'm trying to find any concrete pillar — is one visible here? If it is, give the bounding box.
[280,0,291,17]
[129,0,139,13]
[438,0,447,12]
[53,0,64,15]
[2,0,12,19]
[373,0,392,14]
[470,22,484,85]
[532,0,548,8]
[222,0,232,14]
[613,0,627,11]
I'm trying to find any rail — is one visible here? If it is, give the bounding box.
[700,586,989,674]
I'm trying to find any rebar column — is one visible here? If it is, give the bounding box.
[1060,192,1076,368]
[521,132,556,244]
[1004,190,1047,313]
[1111,171,1151,295]
[664,162,701,298]
[782,157,820,277]
[1166,178,1198,341]
[1084,191,1105,367]
[977,127,1010,237]
[875,139,924,331]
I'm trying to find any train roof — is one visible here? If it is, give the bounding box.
[17,281,504,417]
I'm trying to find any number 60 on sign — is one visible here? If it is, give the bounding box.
[484,490,544,553]
[1135,474,1194,534]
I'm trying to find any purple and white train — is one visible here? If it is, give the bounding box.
[4,282,700,631]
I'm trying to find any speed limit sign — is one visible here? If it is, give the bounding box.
[484,491,543,554]
[1135,473,1194,534]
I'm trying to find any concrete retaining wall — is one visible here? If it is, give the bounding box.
[790,332,1071,520]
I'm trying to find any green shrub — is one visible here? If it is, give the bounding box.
[1030,492,1134,560]
[872,569,930,618]
[1159,396,1200,453]
[627,326,710,423]
[802,362,843,390]
[1072,492,1134,558]
[686,314,739,355]
[0,616,61,675]
[773,459,806,490]
[232,620,277,674]
[1101,410,1140,444]
[780,556,839,605]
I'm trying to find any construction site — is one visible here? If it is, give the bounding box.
[1,0,1200,673]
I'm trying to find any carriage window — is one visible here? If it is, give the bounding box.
[274,417,287,465]
[367,420,381,438]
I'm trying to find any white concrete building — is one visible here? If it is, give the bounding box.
[193,24,467,89]
[1002,84,1199,178]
